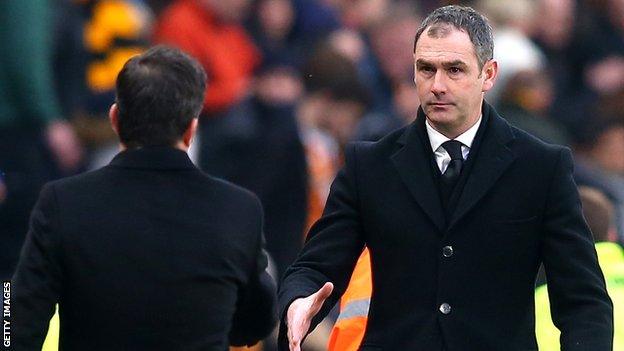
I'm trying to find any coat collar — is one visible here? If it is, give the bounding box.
[392,109,446,231]
[108,146,197,171]
[392,102,516,232]
[447,103,515,231]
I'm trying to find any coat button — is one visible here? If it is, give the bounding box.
[439,303,451,315]
[442,245,453,257]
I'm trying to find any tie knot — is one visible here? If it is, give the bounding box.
[442,140,463,160]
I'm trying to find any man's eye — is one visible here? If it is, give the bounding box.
[449,67,462,74]
[420,67,434,73]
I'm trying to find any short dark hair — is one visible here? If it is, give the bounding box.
[115,45,207,148]
[413,5,494,69]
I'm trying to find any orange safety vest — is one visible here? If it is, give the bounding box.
[328,248,372,351]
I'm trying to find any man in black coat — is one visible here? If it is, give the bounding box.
[11,46,277,350]
[279,6,613,351]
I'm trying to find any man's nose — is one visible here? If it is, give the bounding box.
[431,71,447,95]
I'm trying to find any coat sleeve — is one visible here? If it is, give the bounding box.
[229,197,278,346]
[277,143,366,349]
[540,148,613,350]
[11,183,63,351]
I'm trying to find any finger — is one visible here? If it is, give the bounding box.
[312,282,334,305]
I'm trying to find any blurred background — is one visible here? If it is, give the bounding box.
[1,0,623,349]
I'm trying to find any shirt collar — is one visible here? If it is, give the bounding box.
[425,115,482,152]
[108,146,197,170]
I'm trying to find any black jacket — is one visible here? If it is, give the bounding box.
[12,146,277,350]
[278,103,613,350]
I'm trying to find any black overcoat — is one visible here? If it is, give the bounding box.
[279,103,613,351]
[12,146,277,350]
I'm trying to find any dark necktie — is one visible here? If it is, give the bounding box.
[440,140,464,206]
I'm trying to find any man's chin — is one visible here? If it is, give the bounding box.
[425,107,454,121]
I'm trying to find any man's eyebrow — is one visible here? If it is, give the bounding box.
[415,59,434,67]
[441,60,468,68]
[415,59,468,68]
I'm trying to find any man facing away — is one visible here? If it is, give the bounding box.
[278,5,613,351]
[11,46,277,351]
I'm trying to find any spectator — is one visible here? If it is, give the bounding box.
[496,69,570,145]
[576,0,624,96]
[477,0,546,105]
[574,116,624,243]
[0,0,83,280]
[531,0,587,138]
[536,186,624,350]
[250,0,302,68]
[52,0,153,169]
[154,0,259,115]
[367,4,420,114]
[199,62,309,282]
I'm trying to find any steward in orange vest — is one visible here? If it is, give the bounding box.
[328,248,372,351]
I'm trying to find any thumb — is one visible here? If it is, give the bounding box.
[312,282,334,306]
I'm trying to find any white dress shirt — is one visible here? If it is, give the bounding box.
[425,116,482,174]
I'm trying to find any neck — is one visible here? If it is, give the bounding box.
[118,141,189,152]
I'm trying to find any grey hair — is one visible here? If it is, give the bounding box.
[413,5,494,69]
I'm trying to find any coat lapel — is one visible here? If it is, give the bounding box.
[447,105,516,231]
[391,115,446,232]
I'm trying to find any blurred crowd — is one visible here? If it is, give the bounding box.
[1,0,623,347]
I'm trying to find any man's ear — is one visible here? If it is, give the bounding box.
[183,118,199,148]
[481,60,498,92]
[109,103,120,136]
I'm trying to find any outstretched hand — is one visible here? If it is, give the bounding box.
[286,282,334,351]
